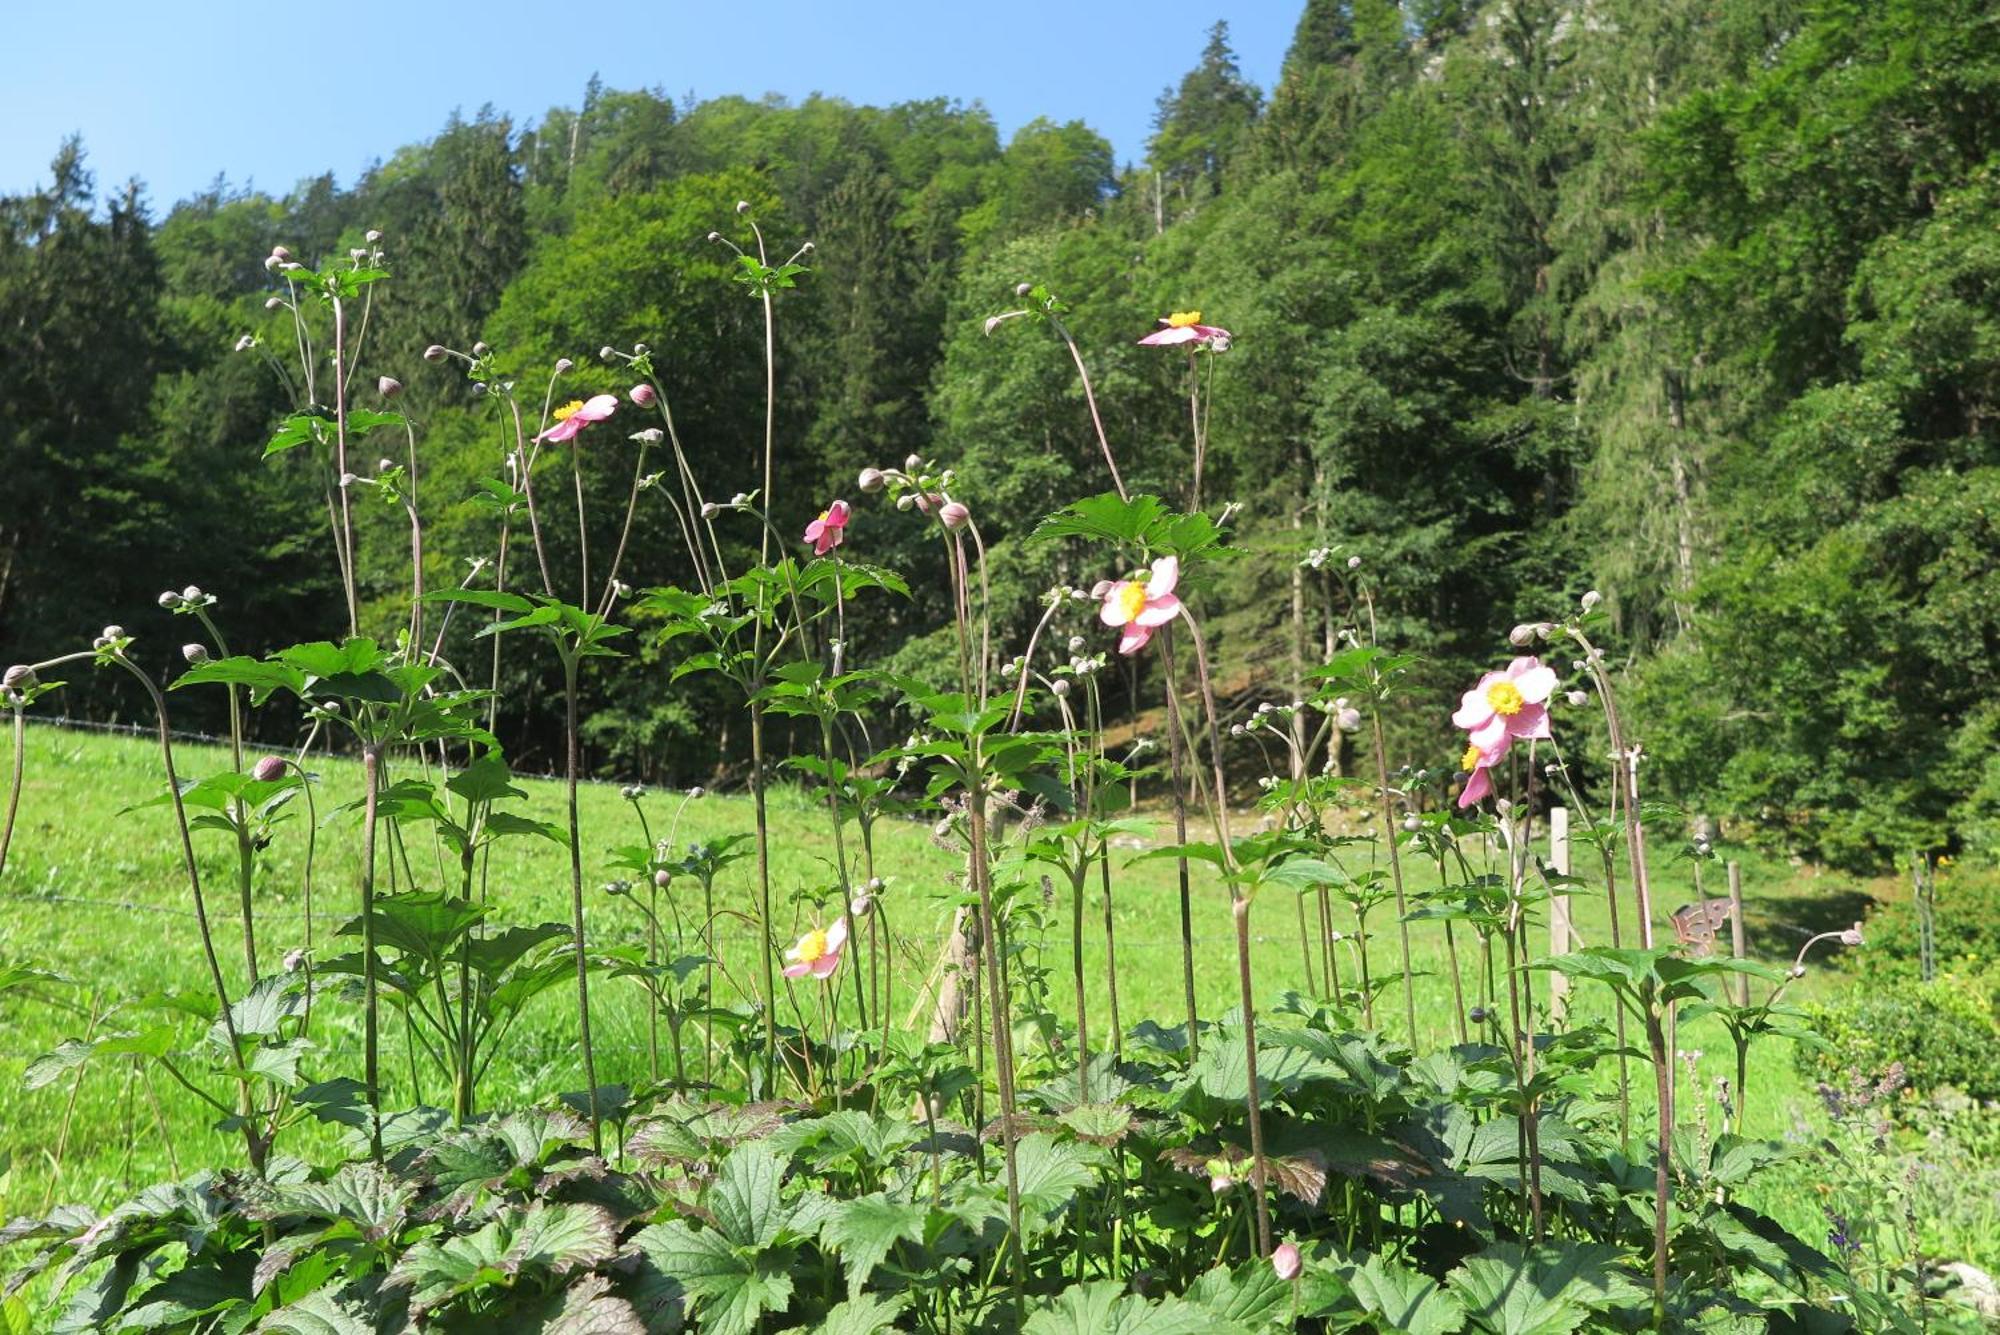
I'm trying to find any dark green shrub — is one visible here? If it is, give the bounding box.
[1858,865,2000,987]
[1797,972,2000,1101]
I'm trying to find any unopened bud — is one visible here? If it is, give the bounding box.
[1271,1242,1302,1282]
[181,643,209,665]
[252,755,286,782]
[554,357,573,374]
[633,428,664,444]
[1566,689,1588,707]
[377,376,402,398]
[1014,282,1032,297]
[939,501,970,530]
[283,947,306,972]
[706,231,722,243]
[621,784,644,801]
[271,246,293,262]
[1509,623,1538,647]
[735,200,751,214]
[1581,589,1602,611]
[2,665,35,692]
[849,891,874,918]
[264,296,284,310]
[365,229,382,243]
[158,590,181,609]
[904,453,923,472]
[233,334,255,353]
[858,467,885,493]
[687,787,705,800]
[182,585,203,602]
[1051,678,1071,697]
[1337,707,1362,732]
[1469,1006,1489,1024]
[472,341,490,358]
[1346,555,1362,569]
[349,247,367,260]
[423,344,447,362]
[629,383,656,407]
[1090,579,1114,599]
[1210,1174,1233,1194]
[1401,814,1420,833]
[654,869,672,888]
[1840,925,1863,947]
[102,625,124,641]
[701,502,721,518]
[339,472,359,487]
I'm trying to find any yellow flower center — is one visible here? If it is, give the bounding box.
[1166,310,1203,328]
[1115,582,1149,623]
[1485,680,1525,716]
[1461,743,1483,772]
[552,399,584,422]
[796,928,829,963]
[817,509,830,524]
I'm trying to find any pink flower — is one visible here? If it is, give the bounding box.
[1455,739,1506,810]
[1451,656,1559,753]
[252,755,286,782]
[1098,556,1184,655]
[629,383,656,407]
[1271,1242,1302,1282]
[1138,310,1231,348]
[804,499,851,555]
[535,394,618,444]
[782,916,848,979]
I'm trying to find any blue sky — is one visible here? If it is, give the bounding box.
[3,1,1298,212]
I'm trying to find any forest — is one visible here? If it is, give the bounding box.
[3,0,1997,873]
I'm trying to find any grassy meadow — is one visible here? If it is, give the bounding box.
[0,720,1885,1242]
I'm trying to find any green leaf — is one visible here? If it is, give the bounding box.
[810,1291,909,1335]
[504,1201,620,1277]
[817,1193,926,1298]
[446,752,527,805]
[1032,492,1170,547]
[1188,1260,1294,1330]
[708,1141,787,1247]
[1344,1253,1467,1335]
[1012,1134,1103,1236]
[1023,1282,1217,1334]
[1447,1242,1644,1335]
[630,1219,795,1335]
[255,1281,376,1334]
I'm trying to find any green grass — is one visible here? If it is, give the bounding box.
[0,721,1866,1238]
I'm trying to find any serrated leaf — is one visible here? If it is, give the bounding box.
[810,1291,909,1335]
[255,1280,374,1333]
[1345,1253,1466,1334]
[1023,1281,1217,1334]
[1188,1260,1293,1330]
[630,1219,795,1335]
[1447,1242,1643,1335]
[818,1193,925,1298]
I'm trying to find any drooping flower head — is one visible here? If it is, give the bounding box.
[1451,655,1559,754]
[1456,739,1506,810]
[1098,556,1183,655]
[783,916,848,979]
[535,393,618,444]
[1138,310,1231,348]
[804,499,851,555]
[1271,1242,1302,1282]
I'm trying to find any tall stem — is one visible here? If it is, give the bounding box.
[331,298,360,638]
[1,703,24,879]
[360,744,384,1161]
[563,655,602,1152]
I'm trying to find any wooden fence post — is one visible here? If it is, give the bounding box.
[1727,860,1748,1006]
[1549,806,1572,1024]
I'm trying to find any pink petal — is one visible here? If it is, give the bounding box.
[1510,661,1558,704]
[534,417,581,444]
[1507,703,1552,741]
[1146,555,1180,599]
[782,961,811,978]
[825,499,851,528]
[825,916,849,953]
[1134,593,1182,627]
[810,948,843,978]
[803,519,826,544]
[1137,326,1199,346]
[1117,624,1154,655]
[1452,688,1495,731]
[1099,584,1135,627]
[1470,715,1510,753]
[1457,764,1493,809]
[575,393,619,422]
[1193,324,1231,341]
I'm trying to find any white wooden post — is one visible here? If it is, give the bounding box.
[1727,860,1748,1006]
[1549,805,1572,1024]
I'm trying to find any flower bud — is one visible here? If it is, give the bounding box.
[706,231,722,243]
[3,665,36,692]
[1509,623,1538,647]
[1271,1243,1302,1282]
[1566,690,1588,707]
[182,643,209,665]
[283,947,306,972]
[102,625,125,641]
[349,247,367,261]
[264,296,284,310]
[629,383,657,407]
[621,784,644,801]
[1581,589,1602,610]
[1346,555,1362,569]
[423,344,447,362]
[687,787,705,800]
[632,428,664,445]
[1051,678,1071,697]
[1469,1006,1489,1024]
[1840,925,1864,947]
[858,467,885,493]
[654,869,672,888]
[377,375,402,398]
[849,891,874,918]
[1337,707,1362,732]
[339,472,359,487]
[1402,813,1420,833]
[1210,1174,1234,1194]
[234,334,255,353]
[271,246,293,262]
[939,501,970,530]
[365,229,382,243]
[472,341,490,358]
[552,357,574,376]
[1090,579,1114,599]
[157,590,181,609]
[252,755,286,782]
[1015,282,1033,297]
[904,453,923,472]
[263,255,280,272]
[735,200,751,214]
